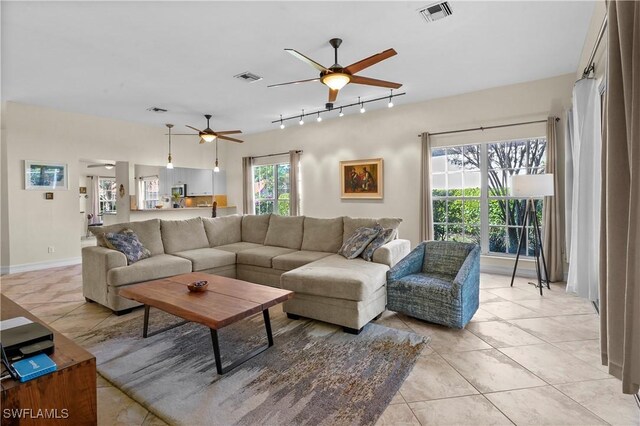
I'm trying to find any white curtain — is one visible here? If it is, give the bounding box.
[566,78,601,301]
[563,108,574,259]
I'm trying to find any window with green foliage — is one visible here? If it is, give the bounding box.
[431,138,546,256]
[253,162,290,216]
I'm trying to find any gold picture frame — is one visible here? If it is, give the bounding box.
[340,158,383,199]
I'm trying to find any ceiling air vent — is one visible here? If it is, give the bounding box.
[234,71,263,83]
[419,1,453,22]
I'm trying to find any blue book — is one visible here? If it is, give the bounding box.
[11,353,57,382]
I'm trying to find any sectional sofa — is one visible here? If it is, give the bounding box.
[83,215,410,333]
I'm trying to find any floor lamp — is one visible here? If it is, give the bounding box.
[509,174,554,295]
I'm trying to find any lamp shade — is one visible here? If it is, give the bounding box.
[510,174,554,197]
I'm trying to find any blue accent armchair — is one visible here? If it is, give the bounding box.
[386,241,480,329]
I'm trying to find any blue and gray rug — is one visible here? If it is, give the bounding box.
[80,309,428,425]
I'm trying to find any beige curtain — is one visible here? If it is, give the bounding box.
[241,156,254,214]
[289,150,301,216]
[600,0,640,395]
[543,117,563,282]
[419,132,434,241]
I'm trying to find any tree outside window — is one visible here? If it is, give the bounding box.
[432,138,546,256]
[98,177,117,214]
[253,163,290,216]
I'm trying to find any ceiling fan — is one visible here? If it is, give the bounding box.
[173,114,243,144]
[87,163,115,169]
[269,38,402,108]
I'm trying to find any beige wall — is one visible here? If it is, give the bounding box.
[0,102,218,272]
[576,1,607,81]
[226,74,576,275]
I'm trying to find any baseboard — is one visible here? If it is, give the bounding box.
[1,257,82,275]
[480,264,539,279]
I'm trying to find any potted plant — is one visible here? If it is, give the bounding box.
[171,191,181,208]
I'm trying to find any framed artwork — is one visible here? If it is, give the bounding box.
[45,192,54,200]
[340,158,383,199]
[25,161,68,190]
[79,186,87,194]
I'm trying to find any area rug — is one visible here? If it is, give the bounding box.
[79,310,428,426]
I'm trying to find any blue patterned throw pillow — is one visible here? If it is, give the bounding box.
[104,229,151,265]
[360,228,395,262]
[338,226,381,259]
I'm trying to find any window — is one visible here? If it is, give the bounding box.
[253,162,290,215]
[431,138,547,256]
[142,177,159,209]
[98,177,117,214]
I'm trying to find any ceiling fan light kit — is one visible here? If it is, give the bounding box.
[269,38,402,107]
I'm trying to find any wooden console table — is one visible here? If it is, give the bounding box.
[1,295,97,425]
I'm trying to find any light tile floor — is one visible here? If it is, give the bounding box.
[1,265,639,426]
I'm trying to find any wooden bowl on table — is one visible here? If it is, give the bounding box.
[187,280,208,293]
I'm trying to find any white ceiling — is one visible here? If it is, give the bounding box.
[2,1,594,134]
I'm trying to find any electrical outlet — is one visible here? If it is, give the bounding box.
[48,246,55,253]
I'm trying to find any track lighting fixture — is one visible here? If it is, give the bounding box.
[165,124,174,169]
[272,92,405,128]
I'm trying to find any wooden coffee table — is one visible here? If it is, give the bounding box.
[118,272,293,374]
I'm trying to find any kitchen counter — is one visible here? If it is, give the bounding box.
[129,206,237,222]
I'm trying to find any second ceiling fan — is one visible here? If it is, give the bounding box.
[174,114,244,143]
[269,38,402,107]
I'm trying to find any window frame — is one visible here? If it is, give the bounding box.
[98,176,117,214]
[252,161,291,216]
[431,137,547,257]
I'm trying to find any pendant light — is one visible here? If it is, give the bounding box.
[339,107,344,117]
[299,109,305,125]
[213,139,220,173]
[359,97,366,113]
[166,124,174,169]
[316,112,322,122]
[279,114,285,129]
[388,89,394,108]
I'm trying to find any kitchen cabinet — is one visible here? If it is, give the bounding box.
[187,169,214,195]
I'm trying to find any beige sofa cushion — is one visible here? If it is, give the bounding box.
[107,254,192,287]
[237,246,297,268]
[272,250,332,271]
[242,214,271,244]
[202,215,242,247]
[280,254,388,302]
[90,219,164,256]
[161,217,209,254]
[343,217,403,243]
[301,217,343,253]
[215,242,263,253]
[264,215,305,249]
[172,248,236,272]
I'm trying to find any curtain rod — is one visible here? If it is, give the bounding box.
[417,118,559,138]
[251,150,303,159]
[582,15,608,78]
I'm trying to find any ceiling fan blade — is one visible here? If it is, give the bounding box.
[268,78,320,88]
[217,135,244,143]
[344,48,397,75]
[328,88,338,103]
[186,125,203,132]
[215,130,242,135]
[199,138,206,144]
[349,75,402,89]
[171,133,199,136]
[285,49,328,72]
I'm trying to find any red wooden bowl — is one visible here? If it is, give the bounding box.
[187,280,208,292]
